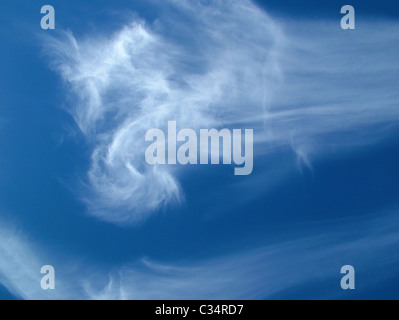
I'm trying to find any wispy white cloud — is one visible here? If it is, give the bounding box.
[2,212,399,300]
[44,0,282,224]
[0,220,76,300]
[44,0,399,223]
[259,21,399,165]
[83,212,399,300]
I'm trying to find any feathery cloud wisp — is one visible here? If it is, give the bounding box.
[45,0,399,224]
[45,0,282,223]
[2,211,399,300]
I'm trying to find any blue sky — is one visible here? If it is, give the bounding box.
[0,0,399,300]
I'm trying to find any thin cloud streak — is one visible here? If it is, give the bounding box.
[1,212,399,299]
[85,212,399,300]
[258,21,399,165]
[0,221,73,300]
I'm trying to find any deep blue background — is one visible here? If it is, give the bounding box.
[0,0,398,300]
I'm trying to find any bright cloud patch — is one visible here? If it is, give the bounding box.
[45,0,282,224]
[45,0,399,224]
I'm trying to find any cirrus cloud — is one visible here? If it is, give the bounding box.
[44,0,399,224]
